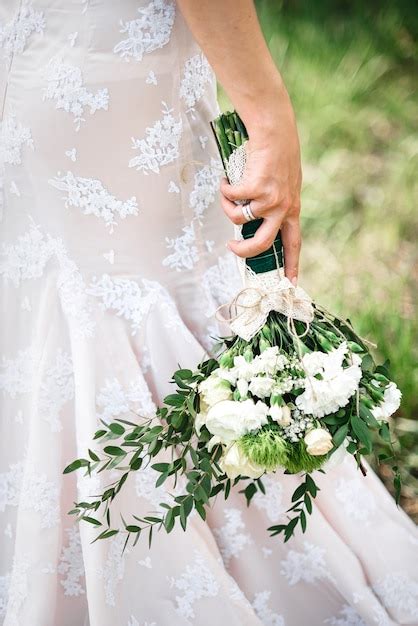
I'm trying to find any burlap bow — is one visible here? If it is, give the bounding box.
[217,270,314,341]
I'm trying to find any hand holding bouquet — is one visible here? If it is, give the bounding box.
[65,111,402,549]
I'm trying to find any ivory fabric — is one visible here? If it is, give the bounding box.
[1,2,417,625]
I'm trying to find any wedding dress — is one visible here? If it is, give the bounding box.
[1,2,417,625]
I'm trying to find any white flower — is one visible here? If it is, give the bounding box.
[205,399,269,444]
[371,382,401,421]
[269,404,292,426]
[232,355,256,381]
[219,442,264,479]
[296,343,362,418]
[304,428,333,455]
[216,367,238,385]
[253,346,288,375]
[248,375,275,399]
[236,378,249,399]
[199,374,232,407]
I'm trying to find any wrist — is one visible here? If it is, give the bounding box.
[238,79,293,137]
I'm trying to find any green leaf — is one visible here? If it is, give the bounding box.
[125,525,141,533]
[361,354,374,372]
[88,449,100,462]
[63,459,90,474]
[92,529,119,543]
[155,473,168,488]
[300,510,307,533]
[305,475,318,497]
[164,394,185,407]
[379,422,392,443]
[175,368,193,380]
[179,504,187,531]
[103,446,126,457]
[81,516,102,526]
[256,478,266,494]
[359,404,379,428]
[164,509,175,533]
[304,493,312,515]
[333,423,348,447]
[194,500,206,521]
[291,482,306,502]
[93,429,107,440]
[109,422,125,436]
[350,414,372,453]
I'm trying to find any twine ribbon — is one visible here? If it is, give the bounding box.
[216,269,314,341]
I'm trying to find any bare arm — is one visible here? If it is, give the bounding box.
[177,0,302,284]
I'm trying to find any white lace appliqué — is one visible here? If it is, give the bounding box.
[213,508,252,567]
[280,541,335,586]
[0,1,45,62]
[0,556,30,626]
[180,53,212,116]
[372,572,418,620]
[96,377,156,422]
[325,604,367,626]
[0,115,34,166]
[0,347,36,399]
[168,551,219,620]
[0,222,95,337]
[38,349,74,432]
[87,274,191,339]
[42,56,109,131]
[334,476,377,524]
[252,590,286,626]
[49,171,139,233]
[99,534,129,607]
[252,475,286,523]
[0,461,60,528]
[163,158,223,271]
[113,0,175,62]
[129,102,182,174]
[58,526,86,597]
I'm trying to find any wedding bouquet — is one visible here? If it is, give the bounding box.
[65,111,402,550]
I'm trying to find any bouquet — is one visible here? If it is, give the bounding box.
[65,111,402,550]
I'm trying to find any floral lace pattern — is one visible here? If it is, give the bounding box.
[0,347,36,399]
[38,349,74,432]
[280,541,335,586]
[42,56,109,131]
[0,461,60,529]
[129,102,182,174]
[113,0,175,62]
[99,533,129,607]
[325,605,368,626]
[49,171,139,233]
[0,115,34,166]
[0,1,45,62]
[213,508,252,567]
[58,526,86,597]
[168,551,219,620]
[96,377,156,421]
[252,590,286,626]
[163,158,223,270]
[1,555,30,626]
[372,572,418,620]
[180,53,213,115]
[0,222,94,337]
[252,475,286,522]
[334,476,377,524]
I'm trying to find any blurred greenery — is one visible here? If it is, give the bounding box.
[219,0,418,519]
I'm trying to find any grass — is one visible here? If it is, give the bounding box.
[218,0,418,518]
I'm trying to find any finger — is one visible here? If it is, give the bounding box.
[281,216,301,286]
[220,177,256,203]
[220,195,247,225]
[227,216,282,258]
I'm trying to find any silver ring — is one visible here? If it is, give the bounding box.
[241,201,256,222]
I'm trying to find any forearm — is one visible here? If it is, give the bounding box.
[176,0,288,133]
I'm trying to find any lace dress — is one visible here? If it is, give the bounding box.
[1,2,417,625]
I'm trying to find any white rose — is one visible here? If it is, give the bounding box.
[205,399,269,444]
[248,376,275,399]
[199,374,232,407]
[371,382,401,421]
[269,404,292,426]
[304,428,333,456]
[219,442,264,479]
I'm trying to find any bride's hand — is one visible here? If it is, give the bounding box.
[220,89,302,286]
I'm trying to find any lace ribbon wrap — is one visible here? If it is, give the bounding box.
[222,144,314,340]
